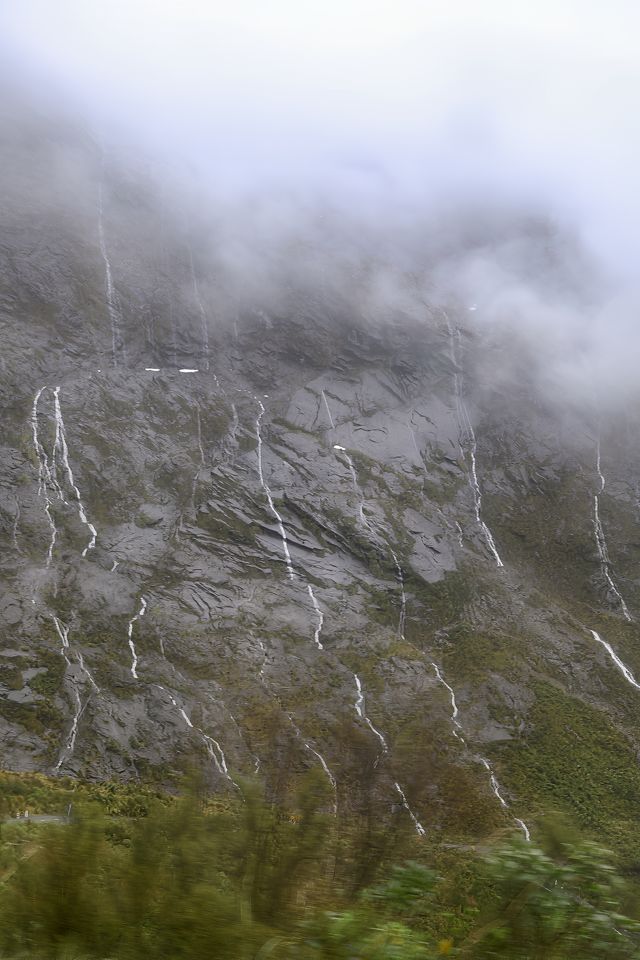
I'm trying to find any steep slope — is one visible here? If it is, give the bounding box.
[2,114,640,859]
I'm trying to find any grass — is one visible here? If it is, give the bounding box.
[499,681,640,864]
[0,769,169,819]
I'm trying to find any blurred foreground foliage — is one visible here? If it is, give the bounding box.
[1,772,640,958]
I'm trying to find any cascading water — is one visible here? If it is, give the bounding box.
[480,757,508,808]
[229,403,239,446]
[97,180,124,366]
[53,681,83,773]
[187,401,206,517]
[432,661,529,838]
[353,674,425,835]
[321,389,335,429]
[479,758,530,839]
[407,423,422,463]
[393,782,426,836]
[593,439,631,620]
[154,684,238,788]
[126,597,147,679]
[286,714,338,813]
[443,310,503,567]
[389,549,407,639]
[11,497,22,555]
[333,445,371,530]
[29,387,97,562]
[52,617,100,694]
[353,674,388,759]
[332,445,424,832]
[209,696,262,774]
[333,445,409,635]
[195,402,205,466]
[432,663,464,743]
[255,400,295,579]
[307,585,325,650]
[30,387,58,565]
[254,399,333,656]
[187,242,210,371]
[590,630,640,689]
[51,617,85,772]
[52,387,97,557]
[253,634,337,804]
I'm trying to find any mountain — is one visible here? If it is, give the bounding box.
[2,104,640,861]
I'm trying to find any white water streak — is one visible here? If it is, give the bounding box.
[481,758,509,808]
[444,312,503,567]
[11,498,22,554]
[256,636,268,680]
[201,733,230,777]
[432,663,464,743]
[226,402,240,452]
[74,650,99,693]
[354,674,388,757]
[468,446,504,567]
[306,742,337,794]
[188,244,210,370]
[393,782,426,836]
[321,390,335,429]
[407,419,421,460]
[190,403,205,513]
[54,682,83,772]
[52,616,72,669]
[333,446,407,635]
[480,756,530,839]
[593,440,631,620]
[433,662,528,838]
[254,633,336,802]
[52,617,100,692]
[252,632,335,804]
[390,549,407,639]
[333,445,371,530]
[127,597,147,679]
[287,714,337,812]
[97,181,123,366]
[195,403,205,466]
[255,400,294,579]
[155,685,237,786]
[218,703,262,774]
[51,617,92,772]
[590,630,640,689]
[30,388,58,565]
[52,388,97,557]
[307,585,324,650]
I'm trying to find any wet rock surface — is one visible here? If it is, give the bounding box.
[3,115,640,843]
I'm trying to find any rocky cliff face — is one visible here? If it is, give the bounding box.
[3,111,640,855]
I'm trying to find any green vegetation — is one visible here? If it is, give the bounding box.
[0,771,167,820]
[501,682,640,864]
[1,775,639,958]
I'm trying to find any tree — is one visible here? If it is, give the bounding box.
[461,838,640,959]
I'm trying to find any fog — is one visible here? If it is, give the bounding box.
[2,0,640,405]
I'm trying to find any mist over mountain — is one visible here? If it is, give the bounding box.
[2,2,640,875]
[3,1,639,412]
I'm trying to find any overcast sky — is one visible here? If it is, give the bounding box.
[2,2,639,276]
[3,0,640,407]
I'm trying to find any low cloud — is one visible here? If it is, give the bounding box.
[2,1,640,408]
